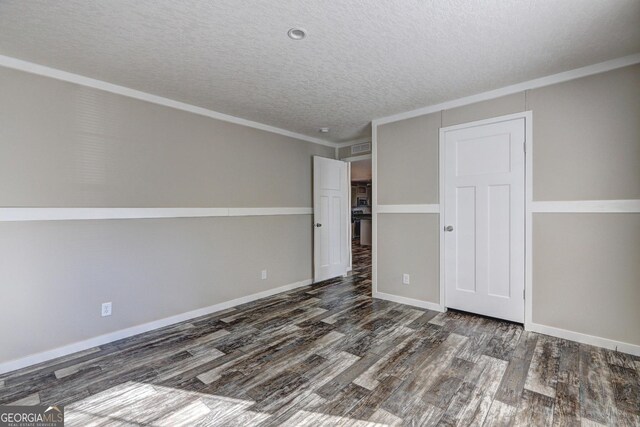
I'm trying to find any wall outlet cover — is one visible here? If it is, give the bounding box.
[402,274,410,285]
[261,270,268,280]
[101,302,112,317]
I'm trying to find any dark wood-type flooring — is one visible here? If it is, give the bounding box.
[1,243,638,426]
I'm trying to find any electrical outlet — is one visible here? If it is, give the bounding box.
[402,274,410,285]
[261,269,268,280]
[101,302,112,317]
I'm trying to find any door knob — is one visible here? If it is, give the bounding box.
[315,223,322,228]
[445,225,454,232]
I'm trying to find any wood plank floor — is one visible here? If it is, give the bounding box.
[1,243,638,426]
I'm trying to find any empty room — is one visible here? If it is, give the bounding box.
[0,1,639,426]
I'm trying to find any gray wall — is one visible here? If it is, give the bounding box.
[377,214,439,303]
[0,67,334,364]
[0,68,332,208]
[533,214,640,345]
[376,64,640,346]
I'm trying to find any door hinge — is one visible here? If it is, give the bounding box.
[523,289,526,300]
[523,141,526,153]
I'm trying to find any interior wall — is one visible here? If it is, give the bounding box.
[0,67,334,366]
[377,214,439,303]
[350,159,372,182]
[375,63,640,348]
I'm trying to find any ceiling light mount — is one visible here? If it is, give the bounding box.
[287,28,306,40]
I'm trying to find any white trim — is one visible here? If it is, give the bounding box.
[439,111,532,321]
[436,112,532,132]
[377,204,439,214]
[372,53,640,126]
[525,113,534,329]
[227,207,313,217]
[372,123,378,296]
[373,291,445,312]
[0,278,313,375]
[342,154,372,162]
[0,55,337,148]
[347,162,353,273]
[438,127,447,315]
[531,199,640,213]
[528,322,640,357]
[0,207,313,222]
[336,137,372,149]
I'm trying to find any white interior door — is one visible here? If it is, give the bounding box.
[314,156,349,282]
[442,117,525,322]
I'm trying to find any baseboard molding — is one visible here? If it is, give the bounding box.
[526,322,640,357]
[0,278,313,375]
[373,291,444,312]
[0,207,313,222]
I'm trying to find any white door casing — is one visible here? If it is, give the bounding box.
[313,156,349,282]
[441,116,526,323]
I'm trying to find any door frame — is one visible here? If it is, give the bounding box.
[438,111,533,327]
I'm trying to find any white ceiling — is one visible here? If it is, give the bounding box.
[1,1,639,143]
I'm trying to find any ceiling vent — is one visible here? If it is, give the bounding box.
[351,142,371,155]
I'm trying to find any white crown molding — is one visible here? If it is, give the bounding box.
[527,322,640,357]
[372,53,640,126]
[0,207,313,222]
[531,199,640,213]
[0,55,338,148]
[377,204,440,214]
[0,278,313,375]
[372,291,444,313]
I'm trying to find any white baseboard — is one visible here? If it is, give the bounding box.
[526,322,640,357]
[373,291,444,312]
[0,278,313,375]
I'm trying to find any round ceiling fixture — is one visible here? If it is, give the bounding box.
[318,127,329,133]
[287,28,306,40]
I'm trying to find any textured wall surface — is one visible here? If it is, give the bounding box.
[528,64,640,201]
[0,68,333,208]
[533,214,640,345]
[377,214,440,304]
[376,64,640,346]
[377,112,440,205]
[0,216,313,363]
[0,67,331,364]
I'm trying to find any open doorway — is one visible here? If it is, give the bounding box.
[350,159,372,248]
[346,156,372,276]
[312,151,371,282]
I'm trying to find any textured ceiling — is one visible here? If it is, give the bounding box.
[1,1,639,143]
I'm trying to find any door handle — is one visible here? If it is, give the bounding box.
[315,223,322,228]
[445,225,454,232]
